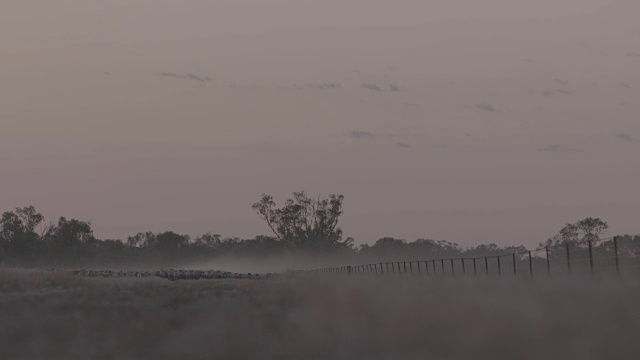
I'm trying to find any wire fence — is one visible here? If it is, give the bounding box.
[304,236,640,279]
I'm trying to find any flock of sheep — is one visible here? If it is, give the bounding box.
[69,269,272,281]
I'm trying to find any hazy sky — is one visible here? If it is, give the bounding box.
[1,0,639,247]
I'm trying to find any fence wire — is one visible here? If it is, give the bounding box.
[307,236,640,279]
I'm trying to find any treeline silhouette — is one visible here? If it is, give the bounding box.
[1,196,639,269]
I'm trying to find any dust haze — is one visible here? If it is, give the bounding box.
[2,1,640,359]
[3,270,640,359]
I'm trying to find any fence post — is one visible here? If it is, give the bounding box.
[462,258,466,275]
[450,259,455,275]
[614,237,620,276]
[588,240,594,275]
[425,261,429,275]
[497,256,501,276]
[485,256,489,275]
[386,263,390,274]
[403,261,407,274]
[566,243,571,276]
[417,261,421,274]
[512,253,516,276]
[441,259,445,273]
[528,251,533,277]
[545,246,551,276]
[473,258,477,276]
[409,261,413,274]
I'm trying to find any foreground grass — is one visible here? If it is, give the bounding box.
[1,269,639,359]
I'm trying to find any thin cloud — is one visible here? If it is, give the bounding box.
[616,133,634,142]
[101,71,112,76]
[388,84,403,92]
[348,130,375,139]
[622,82,631,89]
[627,52,640,58]
[155,72,211,83]
[537,144,580,152]
[395,142,411,148]
[306,83,341,90]
[528,90,554,98]
[156,72,182,79]
[186,73,211,83]
[362,84,383,92]
[472,104,500,113]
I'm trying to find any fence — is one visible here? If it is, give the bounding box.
[305,236,640,279]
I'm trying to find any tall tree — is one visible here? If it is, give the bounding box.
[252,191,349,251]
[0,206,44,260]
[576,217,608,244]
[539,217,608,253]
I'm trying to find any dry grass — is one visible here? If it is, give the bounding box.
[1,268,639,359]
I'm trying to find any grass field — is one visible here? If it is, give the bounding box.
[1,269,639,359]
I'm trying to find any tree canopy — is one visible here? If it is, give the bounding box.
[252,191,352,251]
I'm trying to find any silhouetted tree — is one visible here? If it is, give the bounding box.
[538,217,609,261]
[43,217,95,260]
[0,206,45,261]
[576,217,608,244]
[252,191,350,251]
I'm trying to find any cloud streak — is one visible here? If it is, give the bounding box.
[362,84,383,92]
[471,104,500,113]
[536,144,580,152]
[348,130,375,139]
[616,133,633,142]
[155,72,212,83]
[306,83,341,90]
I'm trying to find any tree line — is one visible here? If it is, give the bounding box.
[1,192,638,267]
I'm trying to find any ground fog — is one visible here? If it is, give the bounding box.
[1,269,638,359]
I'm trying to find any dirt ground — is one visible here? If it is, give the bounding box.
[1,269,639,359]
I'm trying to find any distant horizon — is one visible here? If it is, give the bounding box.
[2,203,634,250]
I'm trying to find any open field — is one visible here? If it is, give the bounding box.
[1,269,640,359]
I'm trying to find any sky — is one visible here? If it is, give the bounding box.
[1,0,639,248]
